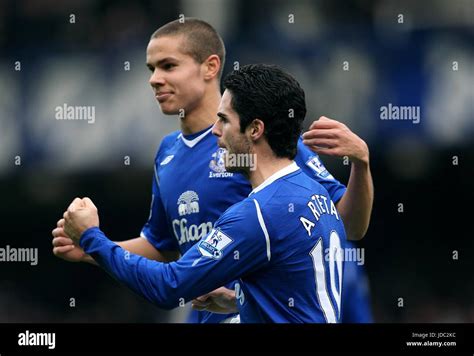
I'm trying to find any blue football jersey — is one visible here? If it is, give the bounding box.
[80,162,347,323]
[341,241,373,323]
[139,125,347,323]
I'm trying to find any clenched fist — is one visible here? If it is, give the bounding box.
[63,197,100,244]
[52,218,87,262]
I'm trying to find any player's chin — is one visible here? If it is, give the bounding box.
[159,105,178,115]
[157,101,180,115]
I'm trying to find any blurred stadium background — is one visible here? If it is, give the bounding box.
[0,0,472,322]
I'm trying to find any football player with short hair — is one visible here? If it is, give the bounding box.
[52,18,373,323]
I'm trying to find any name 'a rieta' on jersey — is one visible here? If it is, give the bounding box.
[79,162,347,323]
[138,125,347,322]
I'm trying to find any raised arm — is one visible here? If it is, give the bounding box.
[302,116,373,240]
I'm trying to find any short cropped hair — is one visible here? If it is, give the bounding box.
[223,64,306,159]
[151,18,226,79]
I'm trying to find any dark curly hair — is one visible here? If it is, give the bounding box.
[223,64,306,159]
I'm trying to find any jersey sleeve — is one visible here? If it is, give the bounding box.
[140,137,179,251]
[79,199,269,310]
[294,138,347,203]
[140,164,178,251]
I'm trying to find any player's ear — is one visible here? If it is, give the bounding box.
[203,54,221,81]
[248,119,265,141]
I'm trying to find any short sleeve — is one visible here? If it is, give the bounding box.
[140,139,179,251]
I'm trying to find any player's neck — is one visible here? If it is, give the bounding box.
[180,87,221,135]
[248,153,294,190]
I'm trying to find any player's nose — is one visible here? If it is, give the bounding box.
[211,120,222,137]
[149,70,165,87]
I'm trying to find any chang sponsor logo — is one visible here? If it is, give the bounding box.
[172,218,213,245]
[177,191,200,216]
[173,191,213,245]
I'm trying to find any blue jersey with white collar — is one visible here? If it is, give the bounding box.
[81,163,346,323]
[139,126,347,323]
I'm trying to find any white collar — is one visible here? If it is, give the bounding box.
[249,162,300,196]
[179,127,213,148]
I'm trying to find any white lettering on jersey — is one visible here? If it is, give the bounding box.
[209,171,234,178]
[235,282,245,305]
[300,216,316,236]
[300,195,340,235]
[172,219,213,245]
